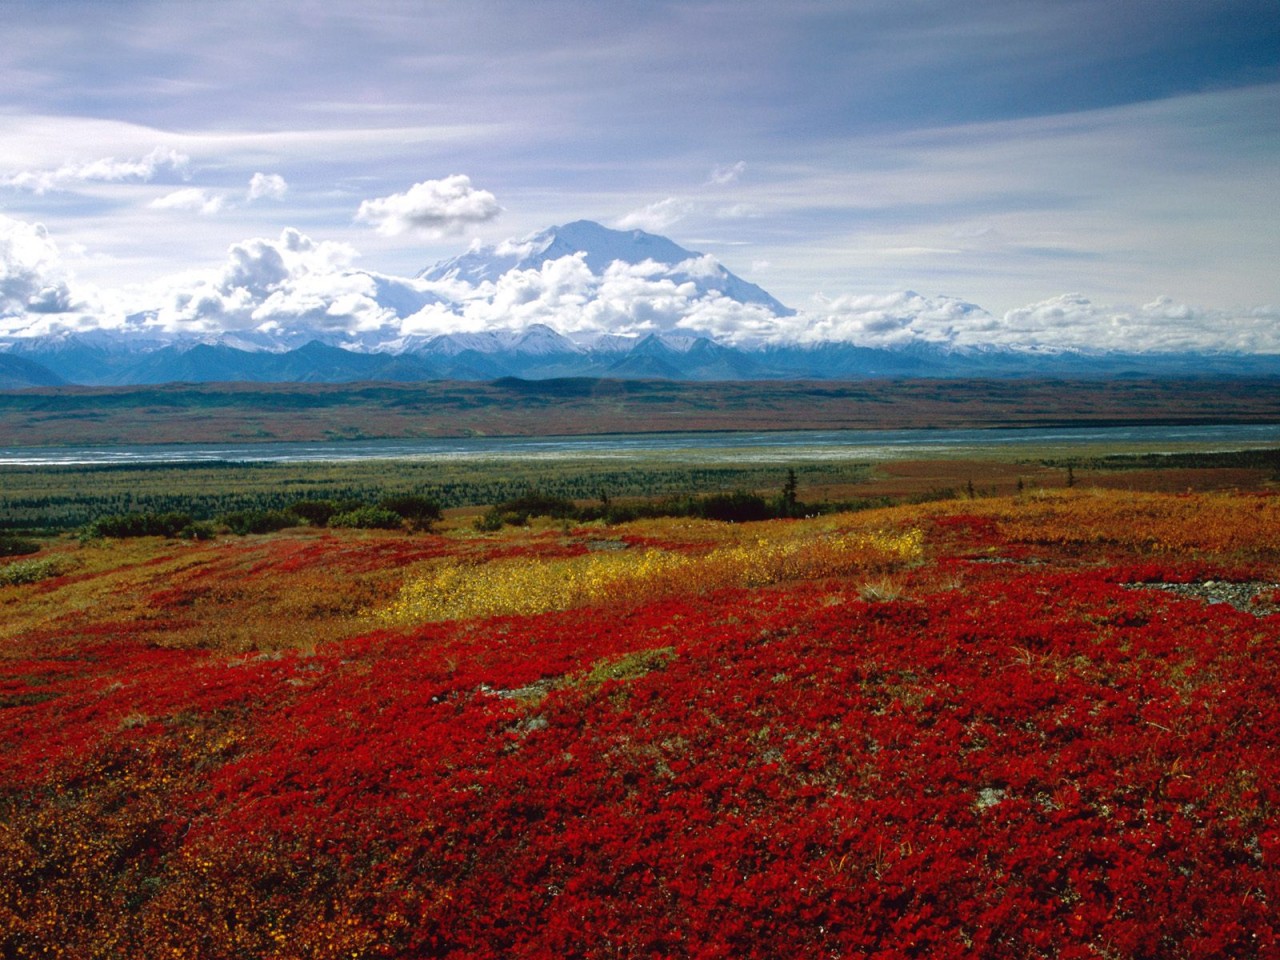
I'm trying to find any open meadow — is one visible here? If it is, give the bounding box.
[2,455,1280,958]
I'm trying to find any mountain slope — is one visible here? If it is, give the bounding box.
[420,220,794,316]
[0,353,65,389]
[4,222,1279,387]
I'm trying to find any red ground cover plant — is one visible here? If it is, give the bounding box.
[1,492,1278,958]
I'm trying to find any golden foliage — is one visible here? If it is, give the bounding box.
[919,489,1280,555]
[375,526,924,625]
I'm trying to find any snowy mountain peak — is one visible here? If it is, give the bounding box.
[538,220,697,275]
[418,220,794,316]
[508,323,583,356]
[420,323,583,358]
[418,220,696,284]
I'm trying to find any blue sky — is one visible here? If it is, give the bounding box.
[1,0,1278,350]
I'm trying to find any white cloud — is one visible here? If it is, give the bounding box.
[397,249,795,346]
[6,215,1277,358]
[137,228,402,339]
[795,291,987,347]
[150,188,226,215]
[792,290,1280,354]
[614,197,693,232]
[993,294,1280,354]
[355,175,501,236]
[247,172,288,201]
[715,203,758,219]
[708,161,746,185]
[0,216,78,319]
[1,147,190,194]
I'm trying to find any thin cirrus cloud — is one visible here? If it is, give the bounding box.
[612,166,750,236]
[708,162,746,186]
[614,198,694,233]
[149,188,226,216]
[355,175,502,237]
[0,147,190,194]
[145,172,289,217]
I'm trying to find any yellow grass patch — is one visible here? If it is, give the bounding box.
[374,525,924,625]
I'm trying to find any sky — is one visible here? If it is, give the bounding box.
[1,0,1279,352]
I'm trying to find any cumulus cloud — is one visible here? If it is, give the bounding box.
[398,251,791,347]
[992,294,1280,354]
[614,197,693,232]
[708,161,746,185]
[0,215,78,320]
[129,228,416,343]
[150,188,226,215]
[1,147,190,194]
[247,172,288,201]
[355,175,501,236]
[6,213,1275,357]
[796,291,990,348]
[790,290,1280,354]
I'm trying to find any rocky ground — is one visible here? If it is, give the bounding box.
[1133,579,1280,615]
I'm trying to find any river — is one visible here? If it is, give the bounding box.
[1,423,1278,467]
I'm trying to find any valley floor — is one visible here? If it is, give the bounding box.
[4,375,1280,447]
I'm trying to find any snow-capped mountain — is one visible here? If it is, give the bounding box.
[420,219,794,317]
[2,220,1278,386]
[417,324,585,358]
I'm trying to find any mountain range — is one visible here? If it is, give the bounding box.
[2,220,1278,387]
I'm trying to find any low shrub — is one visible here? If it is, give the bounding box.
[86,512,194,539]
[219,510,298,536]
[696,491,772,523]
[473,507,508,532]
[329,506,404,530]
[495,491,577,520]
[378,495,443,531]
[0,556,66,586]
[288,499,341,527]
[0,533,41,557]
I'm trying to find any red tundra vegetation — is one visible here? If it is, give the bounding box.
[1,489,1278,958]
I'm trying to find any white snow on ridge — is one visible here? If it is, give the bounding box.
[3,217,1279,363]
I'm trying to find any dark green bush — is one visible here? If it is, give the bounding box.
[473,490,577,530]
[329,506,404,530]
[495,492,577,520]
[378,495,443,530]
[601,504,640,525]
[696,492,772,523]
[87,512,195,539]
[473,507,506,532]
[219,510,298,536]
[288,499,341,527]
[0,534,41,557]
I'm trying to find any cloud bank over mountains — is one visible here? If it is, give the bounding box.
[1,209,1278,364]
